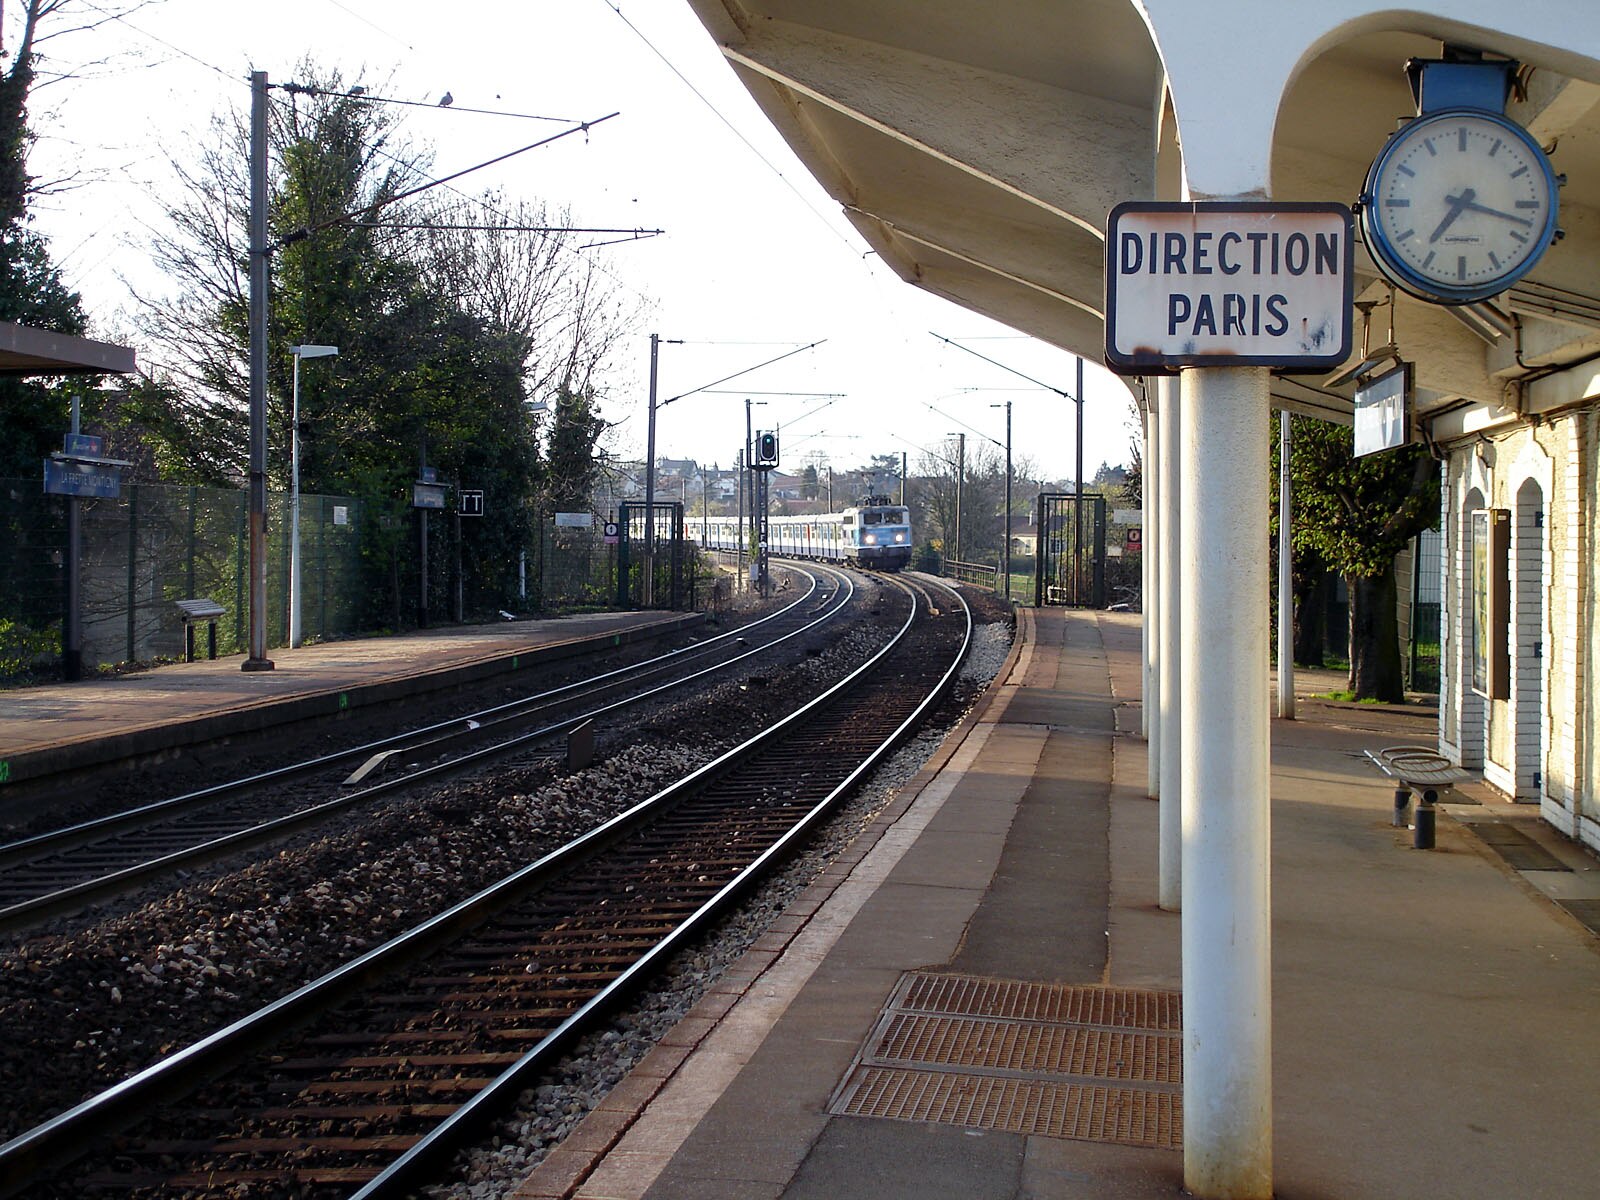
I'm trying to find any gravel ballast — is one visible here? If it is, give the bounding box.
[427,602,1016,1199]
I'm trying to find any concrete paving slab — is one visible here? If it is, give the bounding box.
[784,1119,1024,1200]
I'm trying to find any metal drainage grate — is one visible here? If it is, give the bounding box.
[829,971,1182,1150]
[1557,898,1600,936]
[1467,821,1571,872]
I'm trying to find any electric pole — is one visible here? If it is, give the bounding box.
[243,70,273,671]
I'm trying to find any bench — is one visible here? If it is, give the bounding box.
[174,598,226,662]
[1365,745,1471,848]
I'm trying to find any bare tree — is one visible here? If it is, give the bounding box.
[410,191,641,404]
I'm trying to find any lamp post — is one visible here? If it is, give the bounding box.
[947,432,966,563]
[289,344,338,648]
[991,401,1012,600]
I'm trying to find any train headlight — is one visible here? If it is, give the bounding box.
[894,532,906,543]
[863,533,877,545]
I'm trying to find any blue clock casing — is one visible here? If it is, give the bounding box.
[1359,106,1559,305]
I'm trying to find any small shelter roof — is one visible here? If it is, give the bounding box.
[0,321,135,376]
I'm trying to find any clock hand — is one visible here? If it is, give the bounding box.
[1428,187,1476,244]
[1458,198,1535,227]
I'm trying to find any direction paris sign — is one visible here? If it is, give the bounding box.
[1105,202,1353,374]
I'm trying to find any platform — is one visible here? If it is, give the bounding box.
[513,607,1600,1200]
[0,611,706,790]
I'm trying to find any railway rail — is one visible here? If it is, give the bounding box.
[0,572,970,1198]
[0,564,858,935]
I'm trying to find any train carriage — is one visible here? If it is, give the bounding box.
[698,496,912,571]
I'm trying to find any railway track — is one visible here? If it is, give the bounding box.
[0,572,970,1199]
[0,564,859,935]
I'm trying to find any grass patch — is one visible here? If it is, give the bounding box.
[1311,689,1392,705]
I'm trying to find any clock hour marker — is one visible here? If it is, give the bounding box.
[1515,200,1539,209]
[1398,164,1416,178]
[1397,228,1416,242]
[1511,230,1529,244]
[1424,138,1437,156]
[1422,251,1436,269]
[1384,198,1410,207]
[1458,128,1467,151]
[1490,139,1502,157]
[1510,165,1529,178]
[1489,250,1501,269]
[1458,256,1466,280]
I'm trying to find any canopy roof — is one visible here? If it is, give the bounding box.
[0,321,135,376]
[684,1,1600,436]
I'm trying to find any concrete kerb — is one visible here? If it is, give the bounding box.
[0,612,709,788]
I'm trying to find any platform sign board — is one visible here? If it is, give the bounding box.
[64,433,104,457]
[412,482,446,509]
[555,512,593,528]
[1353,362,1411,457]
[1105,202,1353,374]
[44,456,121,498]
[603,521,619,545]
[458,489,484,517]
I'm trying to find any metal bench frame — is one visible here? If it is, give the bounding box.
[174,598,225,663]
[1365,745,1471,846]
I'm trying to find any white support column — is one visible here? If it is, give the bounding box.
[1277,410,1295,719]
[1157,375,1181,911]
[1180,365,1273,1200]
[1145,394,1160,793]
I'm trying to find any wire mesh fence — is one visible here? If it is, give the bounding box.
[2,482,709,685]
[2,479,371,684]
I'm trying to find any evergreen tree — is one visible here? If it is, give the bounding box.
[0,0,89,479]
[1284,414,1439,701]
[545,387,607,512]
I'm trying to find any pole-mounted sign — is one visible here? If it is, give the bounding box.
[1105,202,1353,374]
[43,433,130,499]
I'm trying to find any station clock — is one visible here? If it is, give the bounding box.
[1359,63,1560,305]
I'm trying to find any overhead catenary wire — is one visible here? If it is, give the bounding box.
[658,340,828,408]
[597,0,861,260]
[78,0,239,82]
[263,112,620,253]
[278,81,576,124]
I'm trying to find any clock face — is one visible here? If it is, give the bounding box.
[1363,108,1558,304]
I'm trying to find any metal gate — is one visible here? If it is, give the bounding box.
[1034,491,1107,608]
[616,501,687,609]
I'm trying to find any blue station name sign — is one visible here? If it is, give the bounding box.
[1105,201,1353,374]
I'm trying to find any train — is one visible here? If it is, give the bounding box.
[699,495,913,571]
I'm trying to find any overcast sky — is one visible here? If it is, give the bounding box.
[24,0,1138,486]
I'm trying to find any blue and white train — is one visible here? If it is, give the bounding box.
[699,497,913,571]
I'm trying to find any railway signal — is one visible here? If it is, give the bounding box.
[755,430,779,468]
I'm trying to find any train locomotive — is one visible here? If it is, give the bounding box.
[699,495,913,571]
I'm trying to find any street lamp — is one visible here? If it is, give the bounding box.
[991,401,1012,601]
[289,344,338,648]
[947,432,965,563]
